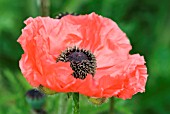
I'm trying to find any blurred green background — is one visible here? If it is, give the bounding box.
[0,0,170,114]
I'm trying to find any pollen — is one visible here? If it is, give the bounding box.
[57,46,97,79]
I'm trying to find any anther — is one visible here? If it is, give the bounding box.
[57,47,96,79]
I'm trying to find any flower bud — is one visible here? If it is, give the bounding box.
[26,89,46,110]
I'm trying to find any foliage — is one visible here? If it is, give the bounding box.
[0,0,170,113]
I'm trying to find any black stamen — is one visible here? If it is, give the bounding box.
[57,46,96,79]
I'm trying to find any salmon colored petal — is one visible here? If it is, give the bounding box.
[60,13,132,68]
[18,13,148,99]
[94,54,147,99]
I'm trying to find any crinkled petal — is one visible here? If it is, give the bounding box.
[94,54,147,99]
[18,13,148,99]
[50,13,131,68]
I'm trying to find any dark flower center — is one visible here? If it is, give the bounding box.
[57,46,96,79]
[68,52,88,63]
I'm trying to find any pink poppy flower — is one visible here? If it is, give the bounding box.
[18,12,148,99]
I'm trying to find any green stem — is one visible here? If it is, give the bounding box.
[39,0,50,16]
[109,97,114,114]
[72,93,79,114]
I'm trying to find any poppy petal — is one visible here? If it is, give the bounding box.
[59,13,132,68]
[94,54,147,99]
[18,13,148,99]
